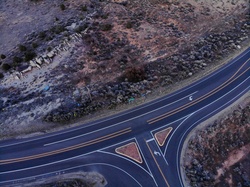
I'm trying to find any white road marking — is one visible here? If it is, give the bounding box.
[146,138,154,142]
[1,48,248,148]
[148,131,169,165]
[43,91,197,146]
[0,163,143,187]
[189,96,193,101]
[164,76,250,156]
[154,151,161,156]
[176,86,250,187]
[97,150,152,177]
[164,113,194,156]
[134,138,158,186]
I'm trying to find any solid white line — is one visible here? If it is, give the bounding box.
[146,138,154,142]
[164,113,194,156]
[150,115,188,133]
[1,91,197,148]
[176,86,250,187]
[164,76,250,156]
[43,92,197,146]
[134,138,158,187]
[149,131,169,165]
[0,163,143,186]
[1,48,249,148]
[97,150,152,178]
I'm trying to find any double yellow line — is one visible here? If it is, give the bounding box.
[145,140,170,187]
[148,59,250,124]
[0,128,132,165]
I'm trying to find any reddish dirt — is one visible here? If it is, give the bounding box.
[115,142,142,163]
[154,127,173,146]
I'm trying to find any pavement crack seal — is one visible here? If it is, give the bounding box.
[0,127,132,165]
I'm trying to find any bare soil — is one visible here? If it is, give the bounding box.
[0,0,249,139]
[181,94,250,187]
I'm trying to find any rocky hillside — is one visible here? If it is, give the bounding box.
[0,0,249,139]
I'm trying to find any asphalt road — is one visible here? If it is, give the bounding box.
[0,47,249,187]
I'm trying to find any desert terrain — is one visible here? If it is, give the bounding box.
[0,0,249,139]
[0,0,249,186]
[182,94,250,187]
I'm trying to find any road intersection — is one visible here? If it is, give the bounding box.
[0,47,249,186]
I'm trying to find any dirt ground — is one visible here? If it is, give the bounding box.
[181,93,250,187]
[0,0,249,139]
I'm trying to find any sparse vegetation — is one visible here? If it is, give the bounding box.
[183,101,250,187]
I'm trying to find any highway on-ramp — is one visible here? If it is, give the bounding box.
[0,47,249,187]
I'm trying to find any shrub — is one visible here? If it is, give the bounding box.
[19,44,27,52]
[39,31,47,39]
[47,46,52,52]
[126,21,133,29]
[24,51,36,61]
[32,42,38,48]
[60,4,66,11]
[81,5,87,11]
[123,66,146,82]
[50,25,65,34]
[13,56,23,64]
[0,54,6,59]
[2,63,11,71]
[100,24,113,31]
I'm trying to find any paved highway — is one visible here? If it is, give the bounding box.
[0,47,249,187]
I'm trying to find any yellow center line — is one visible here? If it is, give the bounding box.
[148,59,250,124]
[145,139,170,187]
[0,128,132,165]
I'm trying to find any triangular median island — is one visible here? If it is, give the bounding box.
[115,142,143,164]
[154,127,173,146]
